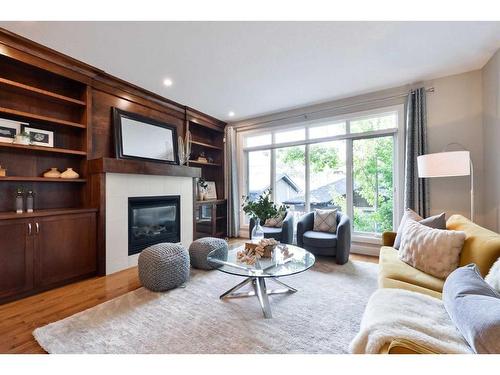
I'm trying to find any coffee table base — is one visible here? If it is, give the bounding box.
[219,277,297,318]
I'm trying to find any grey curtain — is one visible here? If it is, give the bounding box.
[226,126,240,237]
[404,87,429,217]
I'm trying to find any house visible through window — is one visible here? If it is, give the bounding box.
[240,105,404,238]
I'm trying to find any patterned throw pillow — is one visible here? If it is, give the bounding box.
[264,211,286,228]
[313,209,337,233]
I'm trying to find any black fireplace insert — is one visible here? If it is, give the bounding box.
[128,195,180,256]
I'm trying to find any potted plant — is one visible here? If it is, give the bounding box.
[241,189,287,239]
[13,131,31,145]
[197,177,209,201]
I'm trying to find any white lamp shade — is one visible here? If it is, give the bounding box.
[417,151,470,178]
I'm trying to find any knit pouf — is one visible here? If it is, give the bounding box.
[189,237,228,270]
[138,243,190,292]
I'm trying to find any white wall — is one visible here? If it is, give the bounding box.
[105,173,193,275]
[425,70,484,225]
[482,50,500,232]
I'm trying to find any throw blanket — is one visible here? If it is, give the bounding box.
[349,288,472,354]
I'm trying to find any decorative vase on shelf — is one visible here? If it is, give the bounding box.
[43,168,61,178]
[15,187,24,214]
[198,188,207,201]
[26,190,34,213]
[251,218,265,241]
[61,168,79,179]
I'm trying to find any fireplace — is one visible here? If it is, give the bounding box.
[128,195,181,256]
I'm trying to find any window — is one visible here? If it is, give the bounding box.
[240,105,403,238]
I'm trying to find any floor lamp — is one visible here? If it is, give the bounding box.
[417,147,474,221]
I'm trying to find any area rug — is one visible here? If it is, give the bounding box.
[33,258,378,354]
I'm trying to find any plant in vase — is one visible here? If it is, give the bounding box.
[13,131,31,145]
[241,189,287,240]
[197,177,209,201]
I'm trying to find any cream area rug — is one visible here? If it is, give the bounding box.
[33,258,378,354]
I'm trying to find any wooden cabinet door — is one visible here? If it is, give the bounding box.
[35,213,96,289]
[0,219,34,299]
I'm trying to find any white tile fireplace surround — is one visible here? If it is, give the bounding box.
[105,173,193,275]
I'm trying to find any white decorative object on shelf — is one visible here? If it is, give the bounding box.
[178,130,192,165]
[61,168,79,179]
[43,168,61,178]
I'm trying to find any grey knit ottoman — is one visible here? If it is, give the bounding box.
[189,237,228,270]
[138,243,190,292]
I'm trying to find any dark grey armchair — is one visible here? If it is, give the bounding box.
[297,211,351,264]
[249,211,294,244]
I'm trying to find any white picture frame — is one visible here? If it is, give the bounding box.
[205,181,217,200]
[22,126,54,147]
[0,118,25,143]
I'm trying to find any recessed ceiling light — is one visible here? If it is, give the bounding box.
[228,111,235,117]
[163,78,173,87]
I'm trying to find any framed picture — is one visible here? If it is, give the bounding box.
[205,181,217,200]
[113,108,179,164]
[22,126,54,147]
[0,118,26,143]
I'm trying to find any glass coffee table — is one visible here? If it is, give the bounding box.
[207,244,315,318]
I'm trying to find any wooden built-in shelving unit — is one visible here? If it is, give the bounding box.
[0,52,89,214]
[187,109,227,239]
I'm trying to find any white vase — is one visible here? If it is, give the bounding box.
[61,168,79,179]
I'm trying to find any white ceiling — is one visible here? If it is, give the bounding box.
[1,21,500,121]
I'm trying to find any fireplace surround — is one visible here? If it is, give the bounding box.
[128,195,180,256]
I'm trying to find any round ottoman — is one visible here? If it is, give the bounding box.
[189,237,228,270]
[138,243,190,292]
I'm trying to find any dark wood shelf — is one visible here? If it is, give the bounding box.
[190,140,223,151]
[0,107,86,129]
[0,142,87,156]
[195,199,226,205]
[88,157,201,178]
[216,216,227,221]
[0,77,86,106]
[0,176,86,183]
[0,207,97,220]
[188,160,222,167]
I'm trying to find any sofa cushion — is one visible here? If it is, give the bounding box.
[303,230,337,248]
[447,215,500,276]
[264,211,286,228]
[313,209,337,233]
[399,219,466,279]
[485,257,500,293]
[443,264,500,354]
[394,209,446,249]
[379,247,445,293]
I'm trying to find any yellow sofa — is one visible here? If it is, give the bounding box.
[378,215,500,354]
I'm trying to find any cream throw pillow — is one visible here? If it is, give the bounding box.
[264,211,286,228]
[313,209,337,233]
[399,219,466,279]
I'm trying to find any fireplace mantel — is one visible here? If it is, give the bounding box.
[88,157,201,178]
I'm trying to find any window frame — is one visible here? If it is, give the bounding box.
[237,104,405,241]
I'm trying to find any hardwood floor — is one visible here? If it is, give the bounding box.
[0,238,378,354]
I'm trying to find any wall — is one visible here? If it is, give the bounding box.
[105,173,193,275]
[231,70,486,252]
[482,50,500,232]
[425,70,484,225]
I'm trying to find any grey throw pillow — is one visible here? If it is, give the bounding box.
[443,264,500,354]
[393,209,446,249]
[313,209,337,233]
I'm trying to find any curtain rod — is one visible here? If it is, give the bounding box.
[233,87,434,131]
